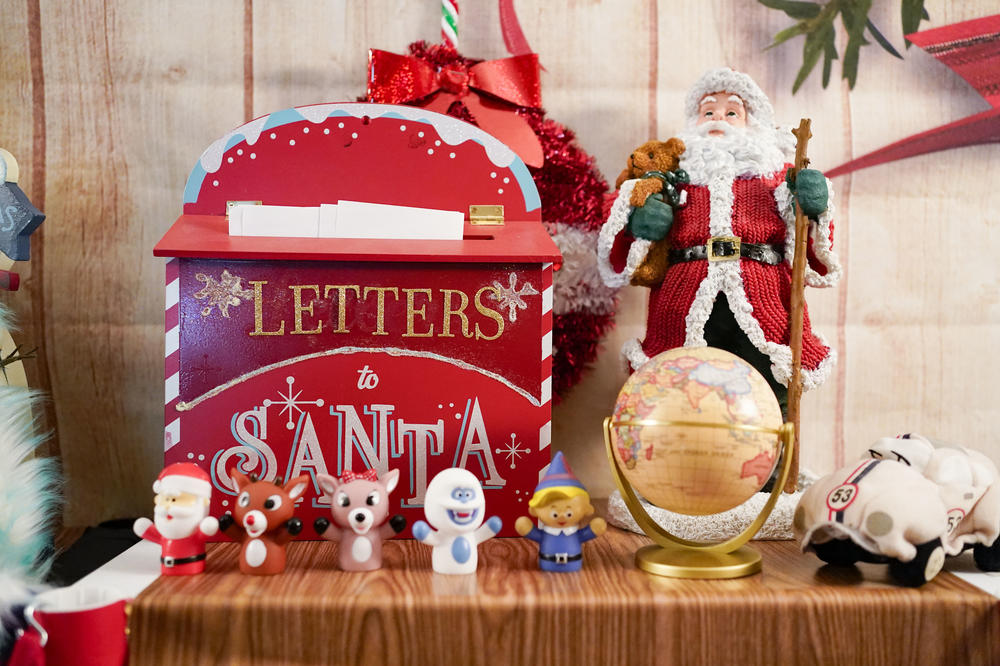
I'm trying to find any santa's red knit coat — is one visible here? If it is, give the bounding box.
[604,165,840,390]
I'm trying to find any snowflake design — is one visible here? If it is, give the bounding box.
[495,433,530,469]
[193,269,254,318]
[490,272,539,322]
[263,376,325,430]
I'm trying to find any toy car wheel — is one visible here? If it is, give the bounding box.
[812,539,866,566]
[888,538,945,587]
[973,536,1000,572]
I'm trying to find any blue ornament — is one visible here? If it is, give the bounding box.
[0,181,45,262]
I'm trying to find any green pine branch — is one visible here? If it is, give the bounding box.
[759,0,930,93]
[1,344,37,382]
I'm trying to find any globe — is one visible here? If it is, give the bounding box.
[609,346,783,516]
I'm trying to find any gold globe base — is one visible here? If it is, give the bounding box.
[635,543,762,579]
[604,417,796,580]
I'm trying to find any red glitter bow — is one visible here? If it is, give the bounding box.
[340,469,379,484]
[367,48,545,167]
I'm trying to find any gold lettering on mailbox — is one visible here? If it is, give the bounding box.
[249,280,286,336]
[324,285,361,333]
[362,286,399,336]
[290,285,322,335]
[440,288,472,338]
[474,286,504,341]
[403,288,434,338]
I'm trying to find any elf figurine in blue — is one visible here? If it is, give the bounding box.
[515,452,607,572]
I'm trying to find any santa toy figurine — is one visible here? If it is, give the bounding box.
[598,68,841,415]
[133,462,219,575]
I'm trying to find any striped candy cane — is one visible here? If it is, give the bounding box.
[441,0,459,50]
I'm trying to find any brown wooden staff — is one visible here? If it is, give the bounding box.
[784,118,811,493]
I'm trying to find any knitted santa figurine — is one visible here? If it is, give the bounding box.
[598,68,841,414]
[133,463,219,575]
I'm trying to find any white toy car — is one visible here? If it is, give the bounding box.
[794,434,1000,586]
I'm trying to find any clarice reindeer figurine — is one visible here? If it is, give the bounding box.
[218,471,309,575]
[314,468,407,571]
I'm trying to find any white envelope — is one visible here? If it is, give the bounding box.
[335,200,463,241]
[227,201,463,241]
[240,205,319,238]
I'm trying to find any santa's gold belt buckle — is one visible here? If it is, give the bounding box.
[707,236,741,262]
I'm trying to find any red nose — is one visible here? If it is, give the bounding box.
[246,515,255,525]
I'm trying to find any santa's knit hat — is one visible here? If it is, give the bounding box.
[684,68,775,129]
[153,462,212,499]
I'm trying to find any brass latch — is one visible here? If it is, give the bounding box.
[469,205,504,226]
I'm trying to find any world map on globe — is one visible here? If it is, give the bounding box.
[611,347,784,516]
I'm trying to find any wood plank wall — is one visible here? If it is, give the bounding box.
[0,0,996,525]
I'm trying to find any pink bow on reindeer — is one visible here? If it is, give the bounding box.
[340,469,379,484]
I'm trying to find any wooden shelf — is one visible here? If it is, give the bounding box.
[128,525,1000,665]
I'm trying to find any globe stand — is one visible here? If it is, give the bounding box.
[635,543,761,578]
[604,418,795,579]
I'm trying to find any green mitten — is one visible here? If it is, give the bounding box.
[786,168,828,218]
[627,194,673,241]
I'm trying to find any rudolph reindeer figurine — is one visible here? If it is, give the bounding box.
[314,468,407,571]
[218,471,309,575]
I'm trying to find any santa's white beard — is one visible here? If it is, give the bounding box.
[154,504,205,540]
[676,121,795,185]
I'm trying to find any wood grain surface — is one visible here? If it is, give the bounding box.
[128,525,1000,666]
[0,1,999,525]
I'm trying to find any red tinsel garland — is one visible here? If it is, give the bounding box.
[369,42,615,401]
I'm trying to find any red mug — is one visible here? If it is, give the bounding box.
[10,585,129,666]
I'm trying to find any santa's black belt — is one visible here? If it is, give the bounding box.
[161,552,207,567]
[668,237,784,265]
[540,552,583,563]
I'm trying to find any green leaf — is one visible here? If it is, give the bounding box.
[866,18,903,58]
[793,24,830,93]
[902,0,926,48]
[840,0,872,35]
[841,39,863,87]
[758,0,822,19]
[839,0,870,88]
[841,30,868,89]
[821,52,833,88]
[822,30,838,88]
[765,21,811,50]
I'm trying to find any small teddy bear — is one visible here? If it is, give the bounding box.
[615,138,687,207]
[614,138,688,287]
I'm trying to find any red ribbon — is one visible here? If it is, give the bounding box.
[0,269,19,291]
[367,48,544,167]
[827,14,1000,177]
[340,469,379,484]
[499,0,533,57]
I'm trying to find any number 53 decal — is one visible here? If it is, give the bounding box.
[826,483,859,512]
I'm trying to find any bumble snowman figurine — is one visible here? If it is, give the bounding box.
[412,468,502,574]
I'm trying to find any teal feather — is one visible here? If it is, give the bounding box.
[0,303,60,582]
[0,302,59,650]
